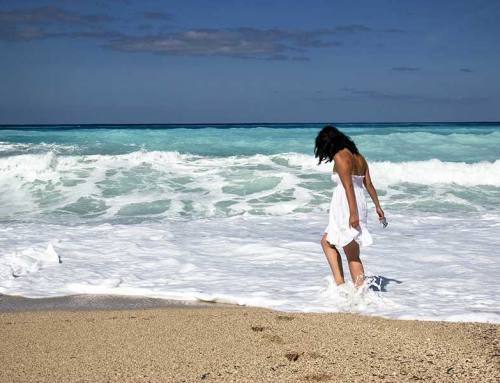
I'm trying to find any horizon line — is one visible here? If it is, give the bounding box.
[1,120,499,128]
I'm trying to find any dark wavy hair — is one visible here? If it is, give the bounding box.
[314,125,359,165]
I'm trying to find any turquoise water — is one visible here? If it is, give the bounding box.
[1,123,499,322]
[1,123,500,161]
[0,122,499,223]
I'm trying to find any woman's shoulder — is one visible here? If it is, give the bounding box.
[353,152,368,174]
[334,147,355,160]
[356,152,368,164]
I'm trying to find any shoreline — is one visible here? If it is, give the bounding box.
[1,293,499,325]
[1,303,498,382]
[0,293,232,313]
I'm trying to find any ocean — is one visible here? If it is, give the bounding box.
[0,122,499,323]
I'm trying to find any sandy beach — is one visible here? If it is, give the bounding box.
[1,296,498,383]
[2,1,500,382]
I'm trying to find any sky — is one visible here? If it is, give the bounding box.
[1,0,499,124]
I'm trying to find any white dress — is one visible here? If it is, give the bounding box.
[324,173,373,248]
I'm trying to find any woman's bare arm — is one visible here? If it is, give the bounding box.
[363,162,385,220]
[334,149,359,228]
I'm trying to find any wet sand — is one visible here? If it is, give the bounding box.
[0,293,224,312]
[1,295,499,382]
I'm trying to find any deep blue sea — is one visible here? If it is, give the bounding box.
[1,122,499,322]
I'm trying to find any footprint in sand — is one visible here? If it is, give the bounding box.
[285,352,302,362]
[303,372,334,381]
[250,324,287,346]
[262,334,285,344]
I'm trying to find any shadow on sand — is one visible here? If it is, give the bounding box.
[365,275,402,292]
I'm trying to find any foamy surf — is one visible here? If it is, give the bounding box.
[1,243,61,279]
[1,123,499,323]
[0,151,498,222]
[0,213,498,323]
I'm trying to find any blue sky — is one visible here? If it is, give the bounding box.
[1,0,499,124]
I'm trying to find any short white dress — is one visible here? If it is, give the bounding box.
[324,173,373,248]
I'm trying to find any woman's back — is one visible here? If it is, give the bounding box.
[333,151,368,176]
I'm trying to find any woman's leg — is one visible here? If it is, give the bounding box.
[320,233,345,285]
[343,240,365,287]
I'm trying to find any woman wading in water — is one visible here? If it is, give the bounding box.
[315,126,385,287]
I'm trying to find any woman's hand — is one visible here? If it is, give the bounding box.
[349,213,360,229]
[376,206,385,221]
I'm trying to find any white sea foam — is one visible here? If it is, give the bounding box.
[289,154,500,186]
[0,151,498,222]
[2,151,499,186]
[0,141,499,323]
[0,212,498,323]
[1,243,60,279]
[0,141,79,155]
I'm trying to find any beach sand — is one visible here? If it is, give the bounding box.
[1,296,498,382]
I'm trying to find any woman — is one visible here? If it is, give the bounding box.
[315,125,385,287]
